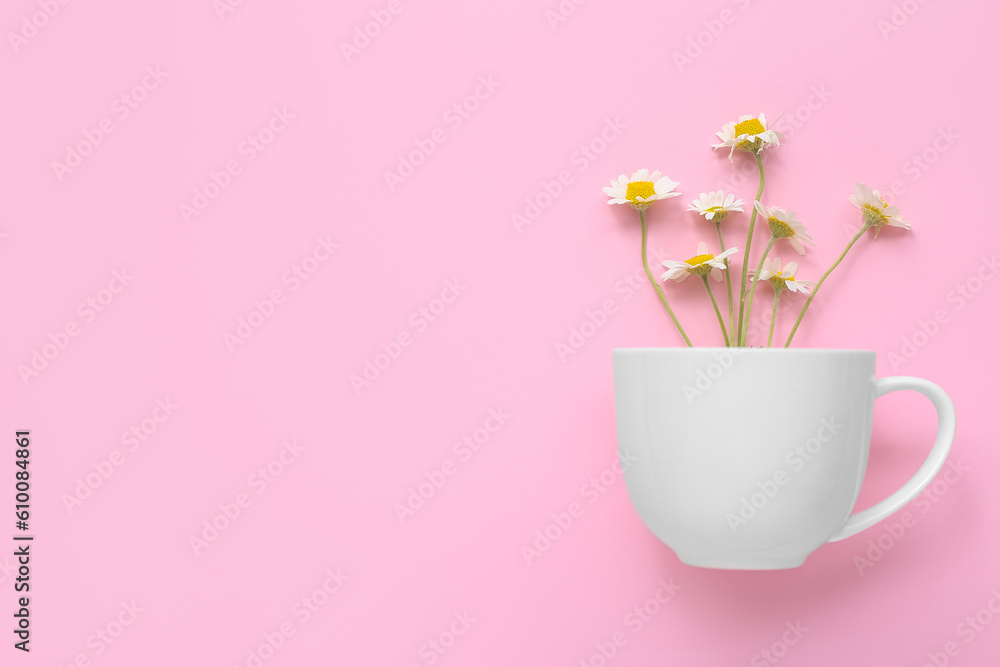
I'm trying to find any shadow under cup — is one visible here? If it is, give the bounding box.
[613,348,884,570]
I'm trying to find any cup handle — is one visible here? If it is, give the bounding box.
[827,376,957,543]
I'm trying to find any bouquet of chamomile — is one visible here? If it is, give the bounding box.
[603,114,911,347]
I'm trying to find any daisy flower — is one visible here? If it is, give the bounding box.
[712,113,785,162]
[849,182,911,238]
[688,191,745,223]
[661,242,739,283]
[751,257,814,294]
[603,169,681,211]
[753,202,815,255]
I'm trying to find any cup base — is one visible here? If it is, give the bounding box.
[676,553,808,570]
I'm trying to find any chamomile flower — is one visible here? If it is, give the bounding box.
[712,113,785,162]
[661,242,739,283]
[688,191,745,223]
[603,169,681,211]
[849,182,911,238]
[753,201,815,255]
[751,257,814,294]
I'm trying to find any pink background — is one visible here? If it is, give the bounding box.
[2,0,999,664]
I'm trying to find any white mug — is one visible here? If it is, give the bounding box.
[612,348,957,569]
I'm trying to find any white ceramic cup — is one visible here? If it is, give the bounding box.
[612,348,956,569]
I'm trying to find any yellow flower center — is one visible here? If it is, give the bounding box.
[768,216,795,239]
[734,118,765,137]
[862,205,887,226]
[685,253,714,266]
[625,181,656,203]
[705,205,730,222]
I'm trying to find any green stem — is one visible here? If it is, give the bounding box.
[640,209,693,347]
[735,151,765,346]
[702,276,730,347]
[784,222,872,347]
[740,235,776,346]
[715,221,734,342]
[767,290,780,347]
